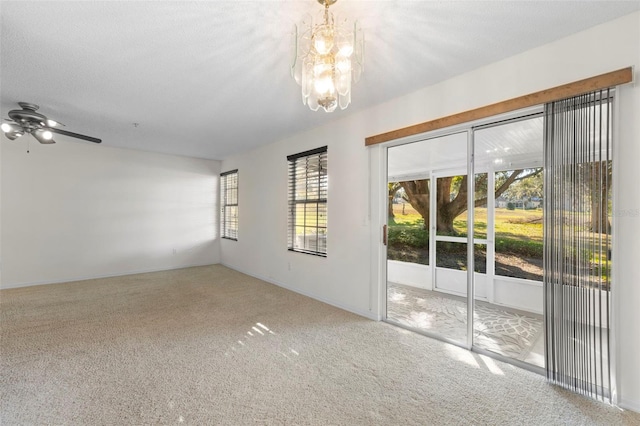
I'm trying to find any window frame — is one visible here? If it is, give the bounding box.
[220,169,239,241]
[287,146,328,257]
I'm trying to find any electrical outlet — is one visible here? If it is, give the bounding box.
[172,248,177,255]
[287,262,292,271]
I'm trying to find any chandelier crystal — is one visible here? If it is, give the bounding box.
[291,0,364,113]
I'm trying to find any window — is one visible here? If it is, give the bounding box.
[287,146,328,256]
[220,170,238,240]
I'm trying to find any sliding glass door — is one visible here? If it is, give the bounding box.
[472,115,545,367]
[386,132,469,346]
[385,112,546,367]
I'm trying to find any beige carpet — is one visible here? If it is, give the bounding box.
[1,265,638,425]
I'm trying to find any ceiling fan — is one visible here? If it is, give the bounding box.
[1,102,101,144]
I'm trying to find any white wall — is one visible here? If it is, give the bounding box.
[1,139,220,288]
[220,112,375,318]
[0,125,2,286]
[221,12,640,412]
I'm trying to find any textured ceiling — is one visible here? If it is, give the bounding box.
[1,1,638,160]
[387,115,544,180]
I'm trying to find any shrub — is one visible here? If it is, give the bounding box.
[506,202,516,210]
[387,226,429,248]
[495,237,543,258]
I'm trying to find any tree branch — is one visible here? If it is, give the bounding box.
[473,169,525,207]
[496,169,524,196]
[510,168,542,183]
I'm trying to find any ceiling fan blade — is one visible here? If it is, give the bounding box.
[49,127,101,143]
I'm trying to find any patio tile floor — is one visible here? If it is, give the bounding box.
[387,283,545,367]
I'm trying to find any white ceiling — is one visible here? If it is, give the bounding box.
[2,1,638,160]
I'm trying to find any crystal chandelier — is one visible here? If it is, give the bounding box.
[291,0,364,113]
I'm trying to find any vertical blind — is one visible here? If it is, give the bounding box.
[220,170,239,240]
[287,146,328,256]
[544,89,613,402]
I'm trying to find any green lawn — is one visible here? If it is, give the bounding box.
[389,205,543,256]
[389,203,610,278]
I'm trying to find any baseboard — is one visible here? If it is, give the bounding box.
[220,262,381,321]
[0,262,217,290]
[619,398,640,414]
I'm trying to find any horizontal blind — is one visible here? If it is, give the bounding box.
[544,89,613,402]
[220,170,238,240]
[288,147,328,256]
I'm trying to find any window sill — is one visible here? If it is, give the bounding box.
[288,248,327,258]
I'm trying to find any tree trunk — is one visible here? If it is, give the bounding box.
[388,183,400,220]
[436,176,467,234]
[399,180,430,229]
[388,195,395,219]
[397,170,525,235]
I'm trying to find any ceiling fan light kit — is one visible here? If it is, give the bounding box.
[2,102,102,146]
[1,122,23,140]
[291,0,364,113]
[33,129,55,144]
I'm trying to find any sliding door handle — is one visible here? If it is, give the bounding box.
[383,224,387,245]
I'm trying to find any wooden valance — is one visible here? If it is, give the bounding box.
[365,67,633,146]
